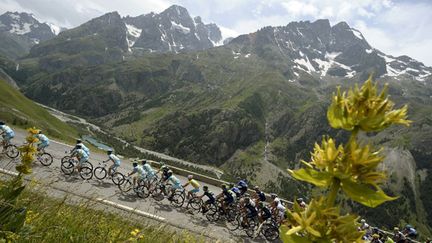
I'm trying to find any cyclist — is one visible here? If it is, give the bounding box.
[0,121,15,147]
[216,184,235,215]
[271,197,286,224]
[237,177,248,195]
[34,130,50,152]
[73,144,88,172]
[128,162,146,187]
[198,185,216,214]
[253,186,266,203]
[157,163,170,180]
[403,224,417,239]
[297,198,306,209]
[392,227,406,242]
[241,196,258,227]
[107,150,121,176]
[270,193,280,204]
[141,160,156,182]
[229,183,241,198]
[75,139,90,157]
[166,170,182,200]
[257,202,272,223]
[183,175,200,199]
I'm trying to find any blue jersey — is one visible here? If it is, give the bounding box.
[231,187,241,195]
[238,180,248,188]
[0,125,14,135]
[142,163,155,175]
[36,134,49,143]
[77,143,90,156]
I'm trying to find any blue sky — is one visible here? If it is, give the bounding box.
[1,0,431,66]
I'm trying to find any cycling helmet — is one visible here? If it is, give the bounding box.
[133,162,138,167]
[221,184,227,189]
[229,183,235,188]
[270,193,277,199]
[38,130,43,134]
[167,170,173,177]
[254,186,260,190]
[372,234,379,239]
[141,160,147,164]
[0,121,5,125]
[360,219,366,223]
[107,150,113,155]
[394,227,399,231]
[297,198,304,202]
[76,144,82,149]
[188,175,193,180]
[203,185,208,191]
[274,198,280,204]
[76,139,82,144]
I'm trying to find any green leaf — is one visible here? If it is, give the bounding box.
[280,224,312,243]
[340,179,398,208]
[289,168,332,188]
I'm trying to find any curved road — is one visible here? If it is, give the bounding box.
[0,129,276,242]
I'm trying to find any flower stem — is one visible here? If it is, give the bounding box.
[327,178,340,207]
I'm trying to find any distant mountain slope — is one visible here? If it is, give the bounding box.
[0,11,63,59]
[25,5,224,69]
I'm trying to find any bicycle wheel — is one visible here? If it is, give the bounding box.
[263,223,279,241]
[61,161,74,175]
[188,197,202,212]
[119,178,133,192]
[226,214,240,231]
[39,153,53,166]
[205,203,219,221]
[93,167,107,180]
[82,161,93,171]
[151,185,165,201]
[170,192,185,207]
[61,155,70,164]
[111,172,124,185]
[79,166,93,180]
[136,184,150,199]
[245,217,258,238]
[5,144,19,159]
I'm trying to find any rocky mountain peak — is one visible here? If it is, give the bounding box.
[0,11,55,43]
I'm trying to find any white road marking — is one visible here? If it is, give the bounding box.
[0,167,19,176]
[95,198,166,222]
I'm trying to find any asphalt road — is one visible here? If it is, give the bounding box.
[0,129,275,242]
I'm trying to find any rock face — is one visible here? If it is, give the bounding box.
[123,5,222,53]
[229,19,432,81]
[0,11,62,59]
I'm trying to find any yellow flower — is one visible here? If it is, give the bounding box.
[130,228,140,237]
[327,76,411,132]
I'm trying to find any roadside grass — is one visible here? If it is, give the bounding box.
[0,79,78,142]
[1,180,206,243]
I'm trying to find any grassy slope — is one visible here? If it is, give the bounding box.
[0,180,203,243]
[0,79,78,141]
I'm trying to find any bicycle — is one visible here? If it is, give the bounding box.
[256,218,279,241]
[35,148,53,166]
[0,138,20,159]
[201,201,219,221]
[93,160,124,185]
[60,157,93,180]
[150,180,173,202]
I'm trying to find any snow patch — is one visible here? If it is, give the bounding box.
[351,28,363,39]
[9,22,31,35]
[245,53,251,58]
[313,58,332,77]
[171,21,190,34]
[47,22,62,35]
[365,49,373,54]
[126,24,142,38]
[294,57,316,73]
